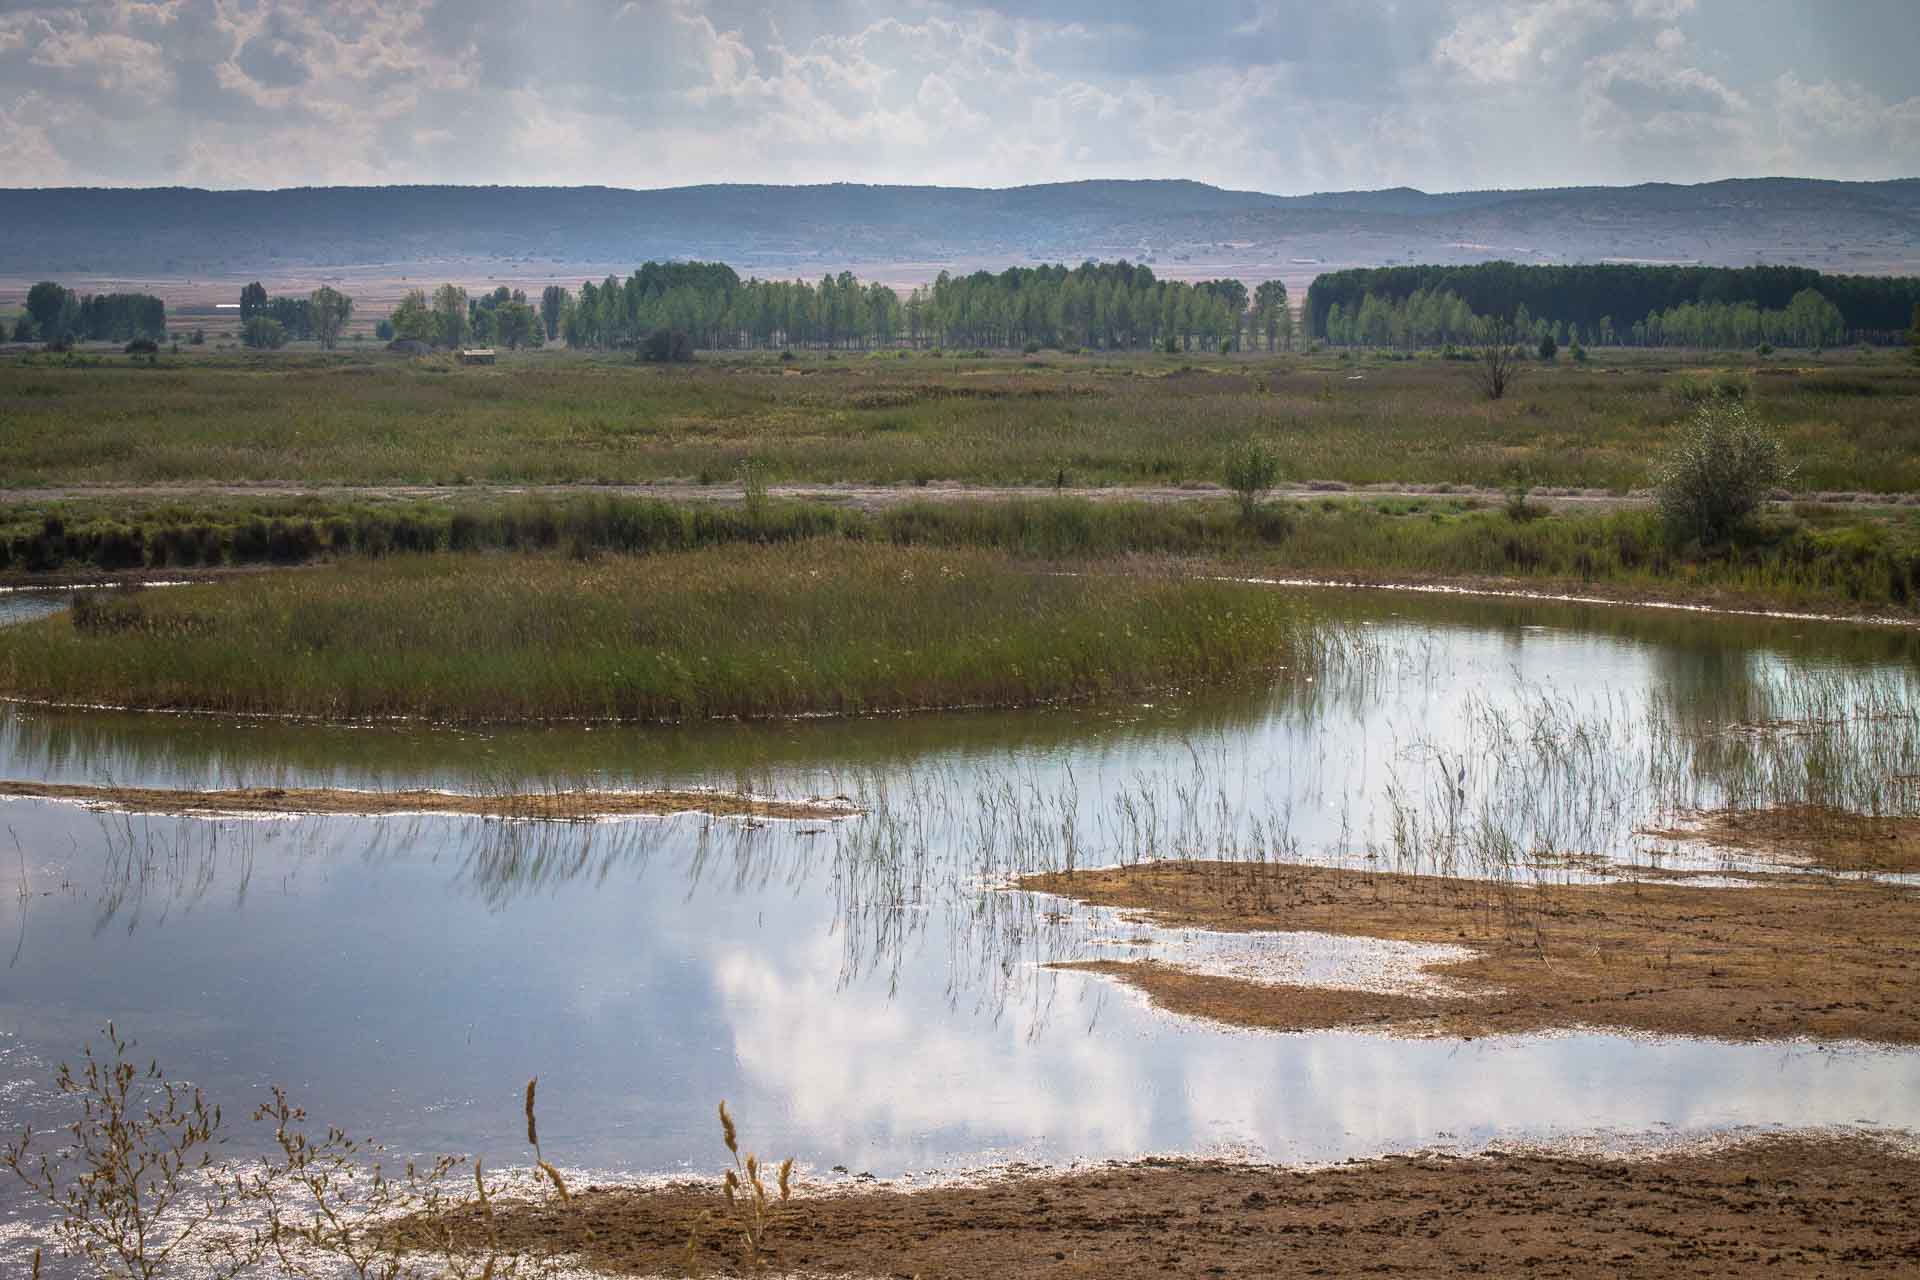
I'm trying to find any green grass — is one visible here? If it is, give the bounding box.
[3,347,1919,492]
[0,543,1330,721]
[7,491,1918,614]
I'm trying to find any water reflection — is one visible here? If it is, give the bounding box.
[1,585,1917,1184]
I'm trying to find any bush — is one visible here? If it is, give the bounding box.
[123,338,158,355]
[1537,335,1558,361]
[1222,438,1281,519]
[242,316,287,349]
[639,328,694,363]
[1570,343,1587,363]
[1022,340,1041,355]
[1653,396,1793,544]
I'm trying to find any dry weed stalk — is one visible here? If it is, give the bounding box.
[685,1100,794,1275]
[1,1023,249,1280]
[524,1077,570,1202]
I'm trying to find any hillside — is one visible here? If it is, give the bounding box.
[2,176,1917,281]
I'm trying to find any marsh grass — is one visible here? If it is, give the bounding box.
[9,490,1919,613]
[0,542,1329,721]
[4,349,1919,492]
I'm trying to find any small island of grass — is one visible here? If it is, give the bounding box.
[0,543,1327,723]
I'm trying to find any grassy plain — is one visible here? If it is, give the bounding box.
[0,543,1327,721]
[3,345,1919,492]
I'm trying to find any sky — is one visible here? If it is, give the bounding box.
[0,0,1916,193]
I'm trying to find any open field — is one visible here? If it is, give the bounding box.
[0,544,1327,721]
[3,346,1919,493]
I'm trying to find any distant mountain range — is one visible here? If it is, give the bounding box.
[3,177,1917,282]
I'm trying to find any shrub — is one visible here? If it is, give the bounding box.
[1223,438,1281,519]
[1023,340,1041,355]
[124,338,158,355]
[1538,334,1557,361]
[241,316,286,349]
[1653,396,1794,544]
[639,328,694,363]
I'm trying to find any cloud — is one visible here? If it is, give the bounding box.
[0,0,1912,191]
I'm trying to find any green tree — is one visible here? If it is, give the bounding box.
[241,316,287,349]
[495,300,538,350]
[540,285,568,341]
[26,281,74,339]
[239,281,268,323]
[388,289,436,343]
[1907,304,1919,367]
[434,284,469,349]
[308,285,351,350]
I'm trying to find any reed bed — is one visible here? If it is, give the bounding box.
[0,543,1331,722]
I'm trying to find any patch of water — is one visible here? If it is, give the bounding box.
[0,586,1915,1210]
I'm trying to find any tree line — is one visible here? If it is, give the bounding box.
[533,261,1293,353]
[1307,262,1920,345]
[1321,286,1847,351]
[14,282,165,344]
[238,282,353,349]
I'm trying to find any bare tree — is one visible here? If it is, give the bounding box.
[1474,318,1525,401]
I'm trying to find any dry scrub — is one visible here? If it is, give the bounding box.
[1021,861,1920,1043]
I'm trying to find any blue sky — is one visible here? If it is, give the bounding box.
[0,0,1914,191]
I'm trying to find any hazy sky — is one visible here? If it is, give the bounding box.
[1,0,1915,192]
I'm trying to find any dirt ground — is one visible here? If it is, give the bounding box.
[0,780,854,821]
[1020,860,1920,1044]
[1642,804,1920,874]
[412,1134,1920,1277]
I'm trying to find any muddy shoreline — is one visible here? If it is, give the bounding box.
[1021,859,1920,1044]
[0,780,857,821]
[408,1132,1920,1277]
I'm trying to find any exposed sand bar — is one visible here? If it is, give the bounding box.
[1020,860,1920,1044]
[0,780,859,821]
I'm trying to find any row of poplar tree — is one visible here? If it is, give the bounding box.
[423,262,1300,353]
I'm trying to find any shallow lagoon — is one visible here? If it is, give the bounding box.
[2,586,1917,1194]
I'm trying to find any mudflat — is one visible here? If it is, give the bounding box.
[1020,859,1920,1044]
[413,1134,1920,1277]
[0,780,855,821]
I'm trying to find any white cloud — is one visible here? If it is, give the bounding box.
[0,0,1913,190]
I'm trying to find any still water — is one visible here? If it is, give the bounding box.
[1,587,1916,1200]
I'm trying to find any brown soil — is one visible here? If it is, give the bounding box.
[0,780,855,821]
[1642,804,1920,873]
[1019,861,1920,1043]
[408,1134,1920,1277]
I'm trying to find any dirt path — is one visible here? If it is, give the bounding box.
[0,780,856,821]
[1021,856,1920,1044]
[412,1133,1920,1277]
